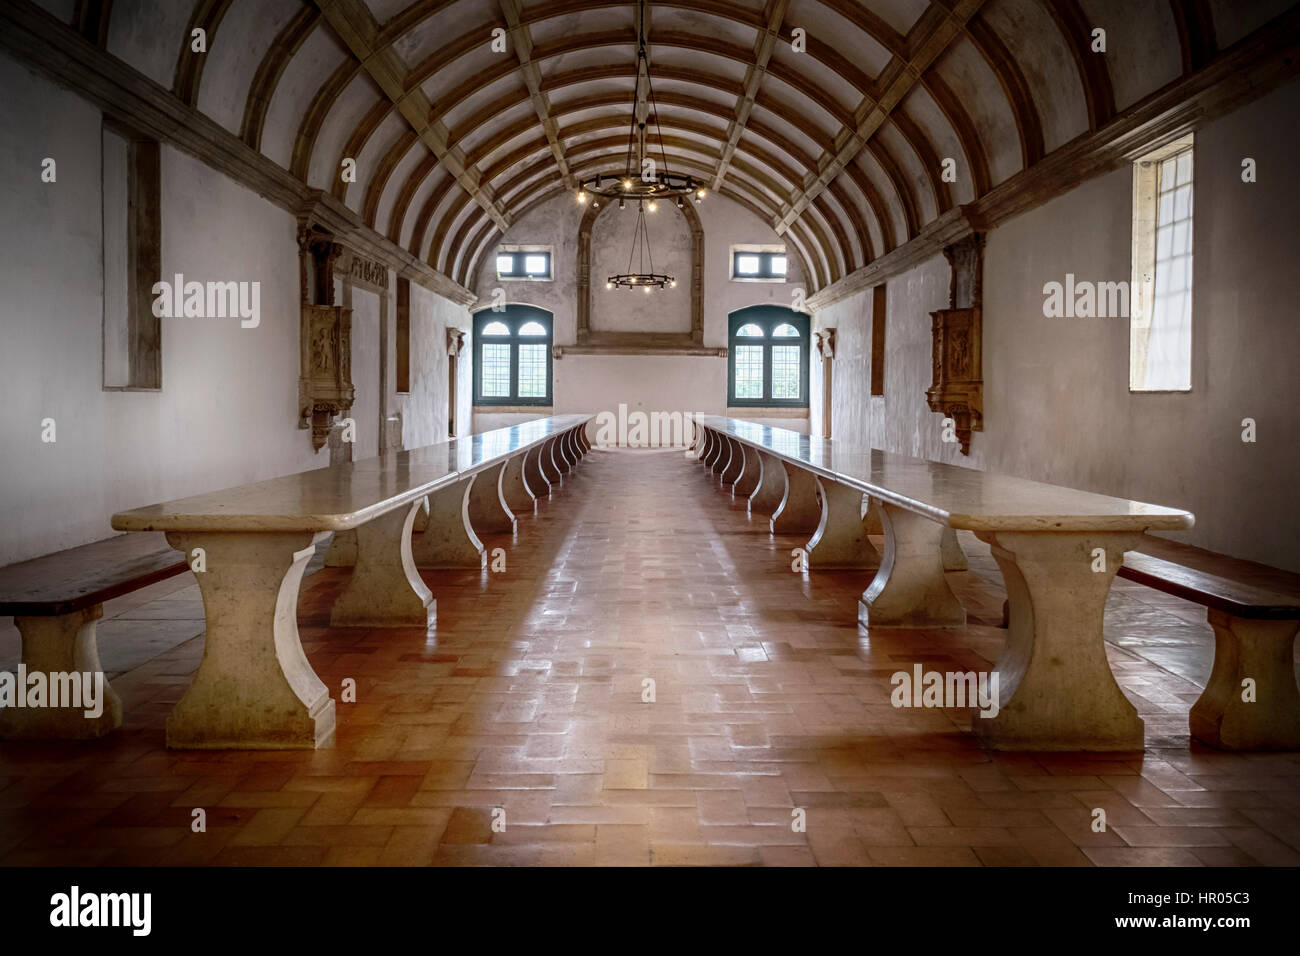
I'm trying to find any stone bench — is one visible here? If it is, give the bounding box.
[1118,538,1300,751]
[695,417,1195,753]
[0,533,190,739]
[111,416,590,750]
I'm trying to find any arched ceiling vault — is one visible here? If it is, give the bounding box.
[54,0,1273,296]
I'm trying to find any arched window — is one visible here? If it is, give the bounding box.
[473,307,553,405]
[727,307,810,407]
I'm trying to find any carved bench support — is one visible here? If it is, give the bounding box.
[771,463,821,535]
[555,431,575,474]
[748,451,785,517]
[467,461,516,534]
[330,499,433,629]
[162,530,335,749]
[733,444,760,498]
[501,453,535,515]
[972,530,1143,751]
[860,506,966,629]
[1191,612,1300,750]
[0,606,122,740]
[413,477,485,568]
[806,480,880,569]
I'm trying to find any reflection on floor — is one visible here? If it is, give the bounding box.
[1,447,1298,866]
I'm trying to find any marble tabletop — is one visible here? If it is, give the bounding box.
[700,416,1194,533]
[112,415,591,534]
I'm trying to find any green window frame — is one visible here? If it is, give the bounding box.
[472,306,553,406]
[727,307,810,408]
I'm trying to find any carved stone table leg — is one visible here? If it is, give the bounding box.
[330,499,433,628]
[860,506,966,629]
[972,530,1143,752]
[733,444,760,498]
[864,498,884,535]
[556,431,574,474]
[708,431,727,471]
[467,461,516,534]
[413,477,485,568]
[0,605,122,739]
[806,478,880,569]
[501,453,535,516]
[771,462,821,535]
[749,451,785,517]
[1191,611,1300,750]
[720,438,744,486]
[941,527,969,571]
[699,429,716,466]
[711,436,731,476]
[524,444,551,498]
[541,437,563,486]
[162,530,334,749]
[324,529,356,567]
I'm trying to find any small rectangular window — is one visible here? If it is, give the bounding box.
[1130,135,1193,392]
[496,248,552,280]
[730,248,787,281]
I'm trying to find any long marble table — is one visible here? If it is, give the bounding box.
[111,416,591,749]
[695,417,1195,752]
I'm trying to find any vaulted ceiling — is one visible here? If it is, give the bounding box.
[44,0,1296,293]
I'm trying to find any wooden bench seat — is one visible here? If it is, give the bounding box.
[109,416,591,750]
[695,416,1195,753]
[0,532,190,739]
[1118,538,1300,751]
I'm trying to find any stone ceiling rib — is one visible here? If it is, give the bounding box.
[499,0,576,191]
[311,0,511,232]
[771,0,988,236]
[712,0,788,192]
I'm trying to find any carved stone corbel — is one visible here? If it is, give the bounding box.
[815,327,836,360]
[927,234,984,455]
[446,328,466,356]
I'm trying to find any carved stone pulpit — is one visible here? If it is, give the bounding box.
[300,304,354,452]
[926,234,984,455]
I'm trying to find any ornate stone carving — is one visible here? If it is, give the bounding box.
[927,234,984,456]
[815,327,836,359]
[297,224,354,451]
[446,328,465,356]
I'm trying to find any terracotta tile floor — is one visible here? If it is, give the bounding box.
[1,447,1298,867]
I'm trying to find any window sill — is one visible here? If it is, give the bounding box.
[726,406,809,418]
[473,405,554,414]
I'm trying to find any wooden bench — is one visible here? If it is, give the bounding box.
[0,533,190,739]
[1118,537,1300,751]
[110,416,591,750]
[695,416,1195,753]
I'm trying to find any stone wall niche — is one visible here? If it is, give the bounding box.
[926,234,984,456]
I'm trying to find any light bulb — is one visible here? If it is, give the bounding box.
[605,281,613,289]
[696,187,706,199]
[643,285,650,293]
[670,279,677,288]
[622,179,632,190]
[647,200,657,212]
[577,189,587,204]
